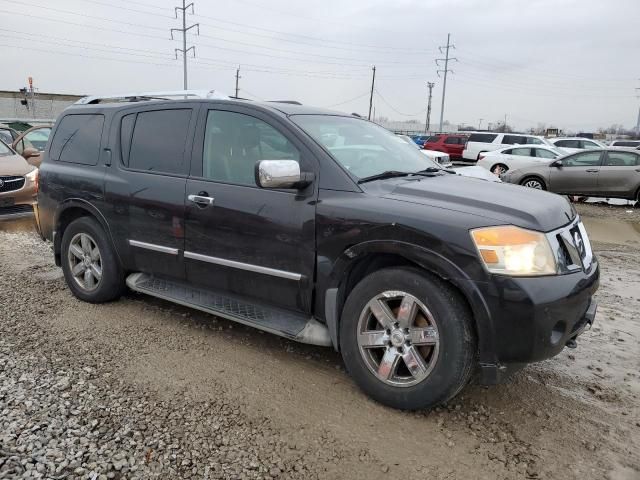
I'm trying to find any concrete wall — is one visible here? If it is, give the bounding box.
[0,91,83,122]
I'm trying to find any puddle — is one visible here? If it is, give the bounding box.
[582,216,640,246]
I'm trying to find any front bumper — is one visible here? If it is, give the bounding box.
[475,259,599,384]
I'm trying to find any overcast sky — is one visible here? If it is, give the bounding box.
[2,0,639,131]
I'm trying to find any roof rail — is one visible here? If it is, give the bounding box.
[75,89,230,105]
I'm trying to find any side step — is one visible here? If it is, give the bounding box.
[126,273,332,347]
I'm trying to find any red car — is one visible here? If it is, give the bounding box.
[423,134,468,160]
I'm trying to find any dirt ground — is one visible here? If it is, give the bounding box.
[0,203,639,480]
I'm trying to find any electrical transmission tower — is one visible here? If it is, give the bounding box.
[171,1,199,90]
[435,33,457,132]
[235,66,241,98]
[425,81,435,133]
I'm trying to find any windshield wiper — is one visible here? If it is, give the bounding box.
[357,170,410,184]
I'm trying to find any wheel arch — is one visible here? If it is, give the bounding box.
[323,240,496,365]
[520,174,547,189]
[53,199,121,268]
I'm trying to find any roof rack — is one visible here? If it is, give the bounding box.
[75,89,230,105]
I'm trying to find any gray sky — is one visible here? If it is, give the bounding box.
[2,0,639,131]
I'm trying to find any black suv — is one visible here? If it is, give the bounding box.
[36,94,599,410]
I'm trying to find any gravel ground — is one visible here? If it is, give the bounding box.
[1,204,639,480]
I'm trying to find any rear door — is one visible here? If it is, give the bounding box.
[549,150,603,194]
[597,150,640,197]
[184,105,318,313]
[444,136,464,157]
[103,104,198,279]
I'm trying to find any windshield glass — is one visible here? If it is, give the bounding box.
[291,115,440,179]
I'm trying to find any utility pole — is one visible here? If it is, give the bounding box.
[436,33,457,132]
[478,118,483,130]
[368,66,376,120]
[425,81,435,133]
[635,84,640,137]
[235,66,241,98]
[504,113,508,132]
[171,1,199,90]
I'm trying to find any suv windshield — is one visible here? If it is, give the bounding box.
[291,115,440,180]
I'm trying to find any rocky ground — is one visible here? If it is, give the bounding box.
[0,203,639,480]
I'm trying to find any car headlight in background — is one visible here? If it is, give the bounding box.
[471,225,556,276]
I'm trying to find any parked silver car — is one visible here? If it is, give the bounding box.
[501,148,640,202]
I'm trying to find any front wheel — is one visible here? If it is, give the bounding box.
[521,177,546,190]
[339,267,476,410]
[490,163,509,175]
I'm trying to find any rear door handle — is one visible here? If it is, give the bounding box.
[585,169,599,173]
[188,194,215,207]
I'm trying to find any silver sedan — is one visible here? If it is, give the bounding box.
[501,148,640,202]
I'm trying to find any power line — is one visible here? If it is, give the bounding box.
[436,33,457,132]
[171,0,200,90]
[374,89,426,117]
[322,92,370,109]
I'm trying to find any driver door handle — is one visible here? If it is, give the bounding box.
[188,193,215,207]
[585,169,599,173]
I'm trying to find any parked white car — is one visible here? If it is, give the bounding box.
[396,134,453,168]
[477,145,564,175]
[548,137,606,153]
[462,132,551,161]
[610,139,640,149]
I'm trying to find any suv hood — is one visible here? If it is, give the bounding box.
[0,153,34,176]
[381,174,574,232]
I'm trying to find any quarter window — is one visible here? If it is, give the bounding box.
[127,109,192,175]
[555,139,580,148]
[564,151,602,167]
[468,133,497,143]
[202,110,300,186]
[49,116,102,165]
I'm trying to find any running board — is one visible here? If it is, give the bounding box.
[126,273,332,347]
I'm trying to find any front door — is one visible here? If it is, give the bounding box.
[549,150,603,194]
[184,106,318,313]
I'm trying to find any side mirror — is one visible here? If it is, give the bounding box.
[255,160,312,189]
[22,147,39,160]
[550,159,563,167]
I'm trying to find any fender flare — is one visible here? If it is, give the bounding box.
[323,240,497,365]
[53,199,122,266]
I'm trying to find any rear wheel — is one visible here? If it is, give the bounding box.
[490,163,509,175]
[521,176,546,190]
[339,267,476,410]
[61,217,125,303]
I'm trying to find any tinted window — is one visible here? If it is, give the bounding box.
[535,148,558,159]
[555,139,580,148]
[120,113,136,166]
[426,136,441,143]
[604,151,638,167]
[444,137,459,144]
[564,151,602,167]
[468,133,497,143]
[511,147,532,156]
[128,109,192,175]
[502,135,526,145]
[526,137,544,145]
[50,116,103,165]
[612,141,640,147]
[581,140,600,149]
[0,130,12,145]
[202,110,300,186]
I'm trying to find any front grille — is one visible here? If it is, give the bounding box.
[552,219,594,272]
[0,176,25,193]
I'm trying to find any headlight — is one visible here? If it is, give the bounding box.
[471,225,556,276]
[25,168,39,192]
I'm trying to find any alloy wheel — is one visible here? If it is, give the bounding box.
[67,232,103,291]
[523,178,543,189]
[357,291,440,387]
[491,164,508,175]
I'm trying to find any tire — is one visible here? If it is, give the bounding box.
[339,267,476,410]
[490,163,509,175]
[61,216,125,303]
[520,176,546,190]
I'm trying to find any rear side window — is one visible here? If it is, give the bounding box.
[535,148,558,159]
[511,147,532,156]
[503,135,526,145]
[526,137,544,145]
[604,151,639,166]
[468,133,497,143]
[444,137,459,144]
[50,115,103,165]
[127,109,192,175]
[612,141,640,147]
[555,139,580,148]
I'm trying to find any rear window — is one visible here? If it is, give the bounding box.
[127,109,192,175]
[50,114,104,165]
[468,133,497,143]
